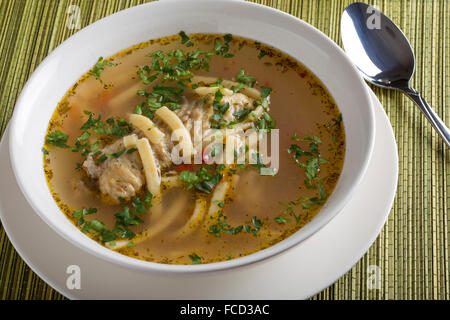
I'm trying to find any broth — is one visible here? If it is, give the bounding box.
[43,33,345,264]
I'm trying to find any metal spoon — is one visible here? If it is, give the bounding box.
[341,2,450,147]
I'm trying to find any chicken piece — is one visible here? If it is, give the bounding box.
[199,91,254,123]
[98,157,144,200]
[169,91,255,154]
[82,137,145,201]
[176,97,213,138]
[221,92,254,122]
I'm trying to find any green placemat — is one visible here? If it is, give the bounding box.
[0,0,448,300]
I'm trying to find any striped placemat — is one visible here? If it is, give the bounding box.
[0,0,448,300]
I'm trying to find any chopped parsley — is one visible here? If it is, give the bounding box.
[231,83,246,93]
[274,214,288,224]
[179,31,194,47]
[326,113,343,128]
[189,253,202,264]
[236,69,256,87]
[74,192,153,243]
[47,111,132,156]
[256,111,276,131]
[280,133,330,224]
[136,33,235,119]
[81,111,132,137]
[280,194,327,224]
[257,50,268,59]
[110,148,126,158]
[288,134,327,187]
[210,89,231,128]
[208,214,263,237]
[93,152,107,163]
[89,57,117,83]
[136,48,213,116]
[260,86,272,100]
[243,216,263,236]
[232,109,252,121]
[45,131,69,148]
[214,34,234,58]
[254,85,272,117]
[179,166,223,194]
[126,147,138,154]
[73,207,97,226]
[179,170,199,186]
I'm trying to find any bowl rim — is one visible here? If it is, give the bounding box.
[8,0,375,273]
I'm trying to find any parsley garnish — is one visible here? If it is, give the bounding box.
[208,214,243,237]
[231,83,246,93]
[189,253,202,264]
[260,86,272,99]
[110,148,126,158]
[232,109,252,121]
[136,32,235,118]
[126,147,138,154]
[210,89,231,128]
[73,192,153,243]
[253,85,272,120]
[214,34,234,58]
[45,131,69,148]
[257,50,268,59]
[179,31,194,47]
[94,153,108,163]
[179,170,199,188]
[208,214,263,237]
[326,113,343,128]
[244,216,263,236]
[178,167,223,194]
[136,48,213,116]
[89,57,117,83]
[236,69,256,87]
[280,133,330,224]
[73,207,97,226]
[287,133,327,187]
[256,112,276,131]
[80,110,132,137]
[274,215,288,224]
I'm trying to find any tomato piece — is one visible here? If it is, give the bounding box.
[174,164,193,172]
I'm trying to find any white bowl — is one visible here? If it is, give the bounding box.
[9,0,375,273]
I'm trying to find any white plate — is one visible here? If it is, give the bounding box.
[0,89,397,299]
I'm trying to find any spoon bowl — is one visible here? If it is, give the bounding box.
[341,2,450,147]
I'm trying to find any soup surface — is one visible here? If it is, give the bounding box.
[43,33,345,265]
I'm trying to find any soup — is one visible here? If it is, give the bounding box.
[43,33,345,265]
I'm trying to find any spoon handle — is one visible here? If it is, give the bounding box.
[403,88,450,147]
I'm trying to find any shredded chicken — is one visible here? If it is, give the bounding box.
[82,138,144,200]
[221,92,254,122]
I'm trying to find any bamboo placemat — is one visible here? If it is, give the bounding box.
[0,0,448,300]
